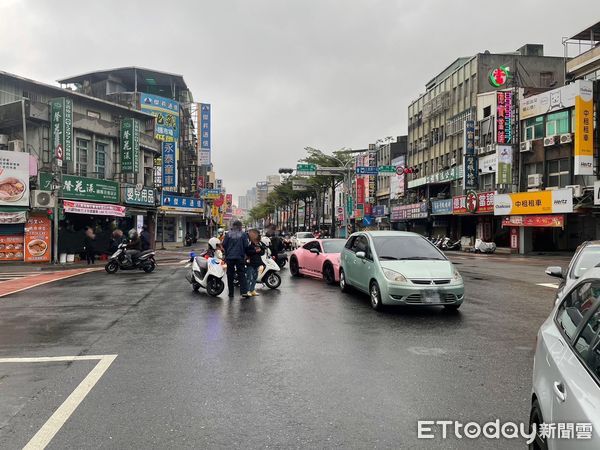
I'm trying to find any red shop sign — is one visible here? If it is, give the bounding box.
[453,191,495,215]
[502,215,564,229]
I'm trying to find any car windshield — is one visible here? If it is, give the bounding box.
[322,240,346,254]
[297,233,314,239]
[371,236,446,261]
[572,246,600,278]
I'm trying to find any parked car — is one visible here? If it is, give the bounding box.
[546,241,600,302]
[339,231,464,310]
[291,232,315,249]
[289,239,346,284]
[530,268,600,449]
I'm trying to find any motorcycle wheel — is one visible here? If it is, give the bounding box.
[192,281,201,292]
[142,261,156,273]
[278,259,287,269]
[105,261,119,274]
[207,278,225,297]
[265,272,281,289]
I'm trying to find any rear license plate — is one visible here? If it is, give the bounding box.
[422,290,441,303]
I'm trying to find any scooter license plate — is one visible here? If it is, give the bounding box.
[422,290,441,303]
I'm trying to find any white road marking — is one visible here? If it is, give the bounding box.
[0,269,99,299]
[180,258,190,263]
[536,283,559,289]
[0,354,118,450]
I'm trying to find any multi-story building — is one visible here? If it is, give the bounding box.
[405,44,565,241]
[375,136,407,229]
[0,70,161,261]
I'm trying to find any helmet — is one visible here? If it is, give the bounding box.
[217,228,224,235]
[208,237,221,250]
[261,236,271,247]
[128,229,137,239]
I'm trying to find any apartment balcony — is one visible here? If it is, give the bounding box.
[566,44,600,78]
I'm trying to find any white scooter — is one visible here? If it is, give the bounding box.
[185,254,226,297]
[256,249,282,289]
[473,238,497,254]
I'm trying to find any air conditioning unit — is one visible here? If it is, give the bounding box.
[527,173,543,188]
[544,136,558,147]
[560,133,573,144]
[8,140,24,152]
[566,184,583,198]
[450,157,457,166]
[545,186,559,191]
[520,141,532,152]
[31,190,55,208]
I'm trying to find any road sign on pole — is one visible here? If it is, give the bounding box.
[377,165,396,174]
[296,163,317,176]
[355,166,378,176]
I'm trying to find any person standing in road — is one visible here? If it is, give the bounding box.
[83,227,96,265]
[223,220,250,298]
[245,229,265,297]
[140,225,152,251]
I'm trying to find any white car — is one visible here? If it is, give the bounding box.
[530,267,600,449]
[291,232,315,249]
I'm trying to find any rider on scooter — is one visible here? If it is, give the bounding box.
[196,237,224,278]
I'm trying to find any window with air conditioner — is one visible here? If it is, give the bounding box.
[546,111,569,137]
[523,116,544,141]
[547,158,570,188]
[525,163,543,177]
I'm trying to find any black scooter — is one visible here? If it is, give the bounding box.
[105,243,156,274]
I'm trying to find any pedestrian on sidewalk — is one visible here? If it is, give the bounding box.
[140,225,152,251]
[245,229,265,297]
[223,220,250,298]
[83,227,96,265]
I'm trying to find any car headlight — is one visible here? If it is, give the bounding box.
[382,268,407,283]
[452,268,463,282]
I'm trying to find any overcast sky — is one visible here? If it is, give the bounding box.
[1,0,599,200]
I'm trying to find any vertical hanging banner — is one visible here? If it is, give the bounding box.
[120,118,140,173]
[140,93,180,142]
[496,91,513,144]
[367,149,376,204]
[50,97,73,162]
[574,80,594,175]
[224,193,233,219]
[463,120,478,191]
[497,145,513,185]
[356,178,366,204]
[161,141,177,188]
[199,103,211,166]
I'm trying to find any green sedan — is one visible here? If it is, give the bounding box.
[339,231,464,310]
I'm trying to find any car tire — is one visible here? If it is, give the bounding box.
[323,263,335,284]
[370,281,383,311]
[339,269,350,293]
[290,256,302,277]
[528,399,548,450]
[444,304,461,311]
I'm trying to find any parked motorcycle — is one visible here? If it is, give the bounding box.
[184,232,194,247]
[233,249,282,290]
[185,254,226,296]
[473,238,496,254]
[105,243,156,274]
[441,237,461,251]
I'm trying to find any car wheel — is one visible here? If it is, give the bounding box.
[339,269,350,293]
[444,304,461,311]
[290,256,301,277]
[323,263,335,284]
[370,281,383,311]
[528,399,548,450]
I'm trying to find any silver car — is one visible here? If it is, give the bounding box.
[546,241,600,302]
[530,268,600,449]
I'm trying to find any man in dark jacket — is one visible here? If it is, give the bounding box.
[140,225,152,251]
[223,220,250,298]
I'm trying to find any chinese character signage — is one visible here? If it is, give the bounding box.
[390,155,406,198]
[574,80,594,175]
[431,199,453,215]
[198,103,211,166]
[39,173,119,203]
[197,176,205,190]
[0,150,30,207]
[0,235,24,261]
[140,93,180,142]
[123,184,156,206]
[368,151,376,204]
[199,151,211,166]
[520,80,589,120]
[390,203,428,221]
[120,118,140,173]
[453,191,495,215]
[501,215,565,228]
[497,145,513,185]
[24,215,51,263]
[224,193,233,219]
[496,91,513,144]
[356,178,366,204]
[463,120,478,191]
[161,142,177,188]
[489,66,511,87]
[160,193,204,212]
[200,189,221,199]
[50,97,73,162]
[494,189,573,216]
[63,200,126,217]
[408,166,463,188]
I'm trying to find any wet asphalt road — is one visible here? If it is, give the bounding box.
[0,254,571,449]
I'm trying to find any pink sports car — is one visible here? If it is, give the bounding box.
[289,239,346,284]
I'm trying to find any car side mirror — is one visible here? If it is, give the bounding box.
[356,251,366,259]
[545,266,564,279]
[309,248,320,255]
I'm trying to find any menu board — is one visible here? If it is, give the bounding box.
[24,216,51,263]
[0,235,25,261]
